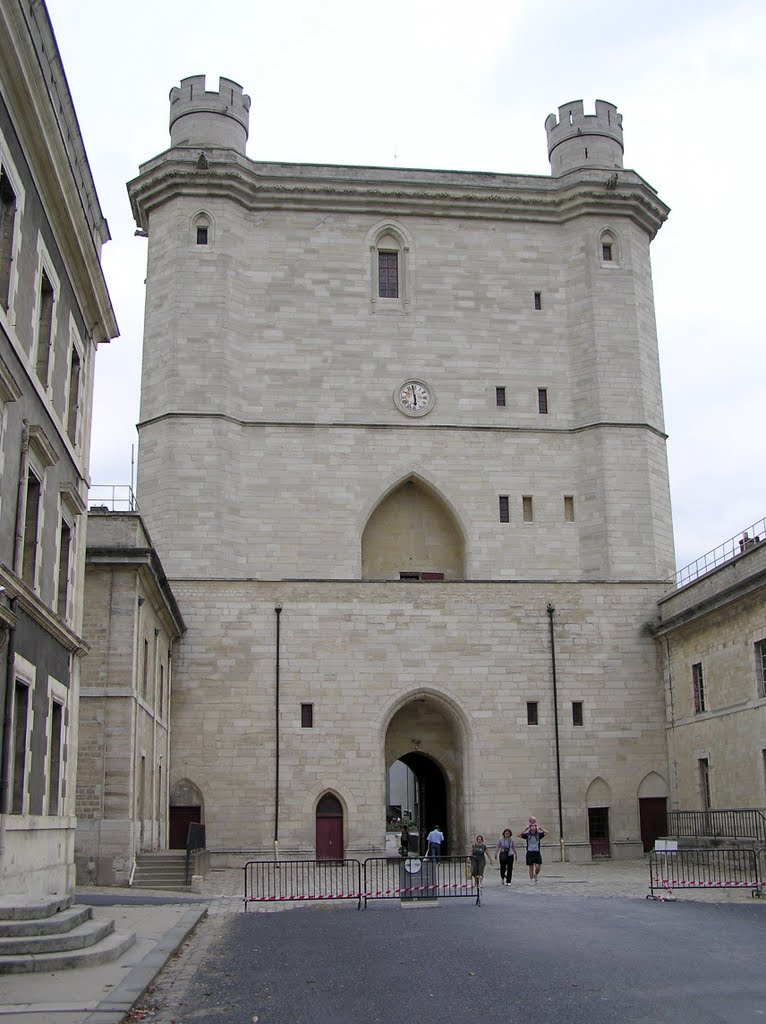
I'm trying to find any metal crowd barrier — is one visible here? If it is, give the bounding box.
[243,859,363,909]
[648,847,763,899]
[363,856,476,906]
[243,856,477,909]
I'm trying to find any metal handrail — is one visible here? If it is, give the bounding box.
[88,484,138,513]
[673,516,766,589]
[666,809,766,844]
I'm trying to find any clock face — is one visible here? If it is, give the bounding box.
[395,380,433,417]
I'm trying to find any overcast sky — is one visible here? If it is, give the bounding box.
[45,0,766,572]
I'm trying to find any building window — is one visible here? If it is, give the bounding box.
[692,662,705,714]
[534,291,542,310]
[196,225,208,245]
[35,270,55,387]
[0,167,17,312]
[499,495,510,523]
[47,700,64,815]
[522,496,534,523]
[159,663,165,716]
[756,640,766,698]
[495,386,506,407]
[301,703,314,728]
[12,681,29,814]
[22,469,41,588]
[527,701,539,726]
[378,251,399,298]
[564,495,575,522]
[399,571,444,581]
[572,701,584,726]
[66,345,81,445]
[698,757,711,811]
[56,519,71,618]
[602,242,613,262]
[537,388,548,414]
[599,229,620,266]
[142,638,149,697]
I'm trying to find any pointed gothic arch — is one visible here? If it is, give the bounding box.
[361,474,466,579]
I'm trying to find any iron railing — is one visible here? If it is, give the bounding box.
[88,484,138,513]
[244,859,363,909]
[666,809,766,844]
[648,847,763,897]
[363,856,475,905]
[673,516,766,588]
[243,856,478,909]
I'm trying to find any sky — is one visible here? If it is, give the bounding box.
[45,0,766,572]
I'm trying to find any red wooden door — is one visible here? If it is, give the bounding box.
[588,806,611,858]
[316,815,343,859]
[639,797,668,852]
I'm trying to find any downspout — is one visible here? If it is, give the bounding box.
[274,605,282,861]
[546,603,566,863]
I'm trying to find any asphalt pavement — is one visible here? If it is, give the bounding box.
[0,859,762,1024]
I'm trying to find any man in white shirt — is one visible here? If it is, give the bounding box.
[426,825,444,861]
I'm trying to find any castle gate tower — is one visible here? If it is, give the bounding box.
[128,80,673,861]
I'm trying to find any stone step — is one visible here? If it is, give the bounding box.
[0,895,71,921]
[0,927,136,975]
[0,917,114,956]
[0,905,92,938]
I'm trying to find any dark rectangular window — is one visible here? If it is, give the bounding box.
[36,270,55,385]
[522,496,534,523]
[499,495,509,523]
[698,757,711,811]
[66,348,81,444]
[196,226,208,245]
[56,520,71,617]
[143,638,149,697]
[22,470,41,587]
[495,386,506,407]
[48,701,63,815]
[399,571,444,581]
[301,703,314,728]
[564,495,575,522]
[692,662,705,714]
[756,640,766,698]
[159,663,165,716]
[378,251,398,298]
[602,243,613,262]
[0,168,17,311]
[572,701,584,726]
[527,701,538,726]
[534,291,542,310]
[12,682,29,814]
[537,388,548,414]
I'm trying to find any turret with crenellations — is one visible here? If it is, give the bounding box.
[169,75,251,154]
[545,99,623,176]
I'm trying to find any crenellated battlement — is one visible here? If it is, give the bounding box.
[169,75,251,154]
[545,99,623,176]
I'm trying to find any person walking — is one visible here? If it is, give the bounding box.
[468,834,493,904]
[425,825,444,861]
[495,828,516,885]
[520,816,547,883]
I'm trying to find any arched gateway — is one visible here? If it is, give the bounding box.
[384,693,467,855]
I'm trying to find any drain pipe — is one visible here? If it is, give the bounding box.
[546,603,566,863]
[274,605,282,862]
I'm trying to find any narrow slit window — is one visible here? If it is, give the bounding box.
[564,496,575,522]
[36,271,55,386]
[22,470,41,587]
[56,520,71,617]
[527,701,539,726]
[378,251,399,298]
[537,388,548,414]
[522,496,534,523]
[12,682,29,814]
[495,386,506,407]
[572,701,584,726]
[196,225,208,245]
[66,348,81,444]
[301,703,314,728]
[0,168,17,311]
[534,291,542,310]
[756,640,766,698]
[47,701,63,814]
[692,662,705,714]
[499,495,510,523]
[602,242,613,262]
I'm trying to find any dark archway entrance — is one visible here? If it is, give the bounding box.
[399,753,448,855]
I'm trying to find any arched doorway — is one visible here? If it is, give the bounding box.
[316,792,344,860]
[385,694,465,855]
[168,778,204,849]
[638,771,668,852]
[585,777,612,858]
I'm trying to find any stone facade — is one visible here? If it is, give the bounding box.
[127,81,675,862]
[0,1,117,897]
[653,539,766,815]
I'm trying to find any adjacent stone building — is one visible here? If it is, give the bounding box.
[124,78,675,863]
[0,0,117,896]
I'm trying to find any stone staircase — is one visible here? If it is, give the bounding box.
[0,894,135,975]
[132,850,190,891]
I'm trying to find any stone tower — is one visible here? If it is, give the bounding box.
[128,85,673,863]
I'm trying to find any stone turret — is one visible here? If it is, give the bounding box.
[545,99,623,176]
[169,75,251,154]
